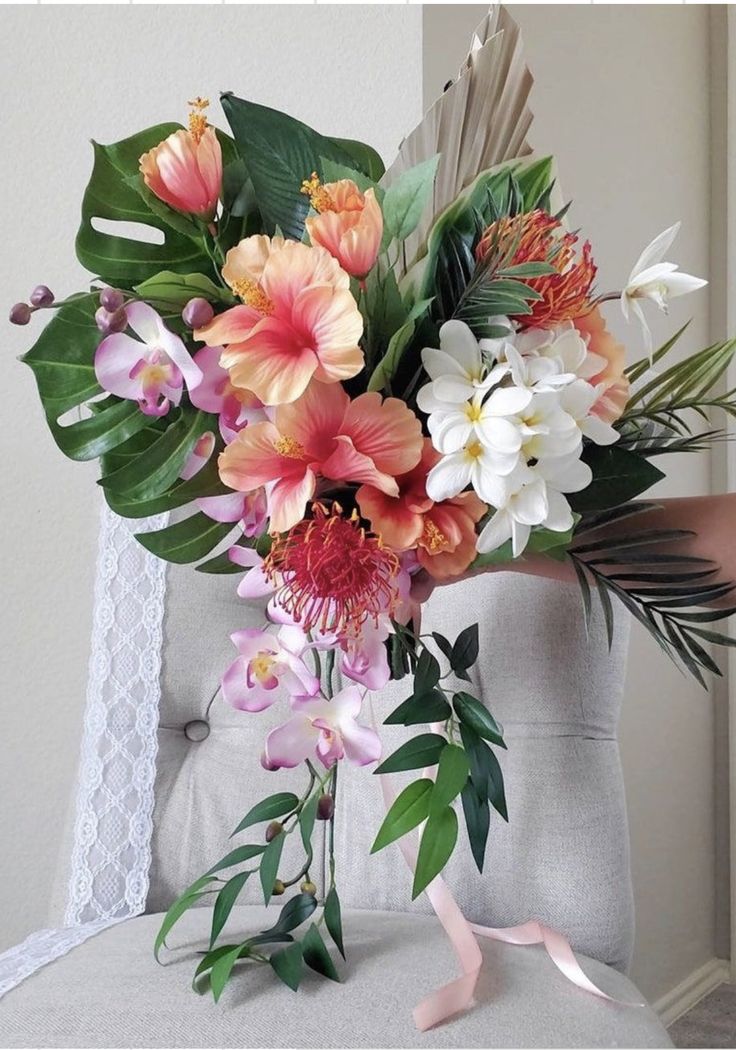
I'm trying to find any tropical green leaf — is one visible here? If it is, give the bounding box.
[136,512,235,564]
[221,94,358,240]
[569,447,665,513]
[412,806,458,899]
[371,779,433,853]
[324,887,345,959]
[383,689,451,726]
[330,137,386,182]
[414,648,441,693]
[270,941,304,992]
[450,625,479,679]
[302,923,340,982]
[105,458,229,519]
[205,844,265,876]
[374,733,448,775]
[458,723,508,821]
[262,893,318,935]
[461,782,490,874]
[133,271,233,309]
[453,693,505,748]
[382,156,440,243]
[260,831,285,903]
[430,745,469,812]
[75,124,210,284]
[231,792,300,837]
[209,871,251,948]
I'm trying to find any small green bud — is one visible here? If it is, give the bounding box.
[300,880,317,896]
[272,879,286,896]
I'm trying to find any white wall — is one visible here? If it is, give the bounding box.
[0,3,423,953]
[425,4,719,1004]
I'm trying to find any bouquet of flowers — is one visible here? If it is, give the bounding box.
[14,9,735,1029]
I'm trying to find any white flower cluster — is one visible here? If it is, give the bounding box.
[418,319,620,557]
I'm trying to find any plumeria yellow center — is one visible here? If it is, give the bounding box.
[421,519,447,553]
[250,652,276,683]
[466,439,485,460]
[465,401,483,422]
[187,97,210,144]
[230,278,275,315]
[274,435,306,459]
[300,172,336,214]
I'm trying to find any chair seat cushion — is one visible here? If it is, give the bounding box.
[0,907,671,1049]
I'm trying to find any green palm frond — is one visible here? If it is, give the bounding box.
[569,502,736,687]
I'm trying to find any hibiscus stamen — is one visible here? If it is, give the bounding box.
[230,278,275,315]
[273,435,306,459]
[421,520,447,553]
[187,97,210,144]
[264,503,400,637]
[300,172,336,214]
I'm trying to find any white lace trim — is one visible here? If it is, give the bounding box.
[0,502,168,997]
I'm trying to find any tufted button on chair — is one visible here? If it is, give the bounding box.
[0,510,671,1048]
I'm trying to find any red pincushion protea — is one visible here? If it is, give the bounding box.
[264,504,401,637]
[476,210,597,329]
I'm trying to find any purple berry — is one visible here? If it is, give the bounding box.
[182,297,214,329]
[95,305,128,335]
[100,287,124,313]
[9,302,31,325]
[317,794,334,821]
[30,285,54,308]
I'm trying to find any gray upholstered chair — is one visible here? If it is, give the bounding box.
[0,511,671,1048]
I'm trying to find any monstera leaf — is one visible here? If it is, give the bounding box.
[75,123,212,285]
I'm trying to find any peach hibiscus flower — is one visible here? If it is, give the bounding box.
[302,174,383,278]
[195,235,364,406]
[218,381,423,533]
[357,440,487,581]
[573,308,630,423]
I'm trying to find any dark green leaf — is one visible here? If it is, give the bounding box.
[299,794,319,854]
[383,689,451,726]
[414,648,441,693]
[461,782,490,874]
[210,871,251,948]
[206,844,265,876]
[412,806,458,899]
[375,733,448,774]
[324,887,345,959]
[221,94,357,240]
[371,779,433,853]
[231,792,300,837]
[569,447,665,513]
[105,457,228,519]
[451,624,479,677]
[453,692,505,748]
[154,874,217,960]
[330,137,385,181]
[260,831,285,903]
[431,632,454,663]
[210,943,246,1002]
[263,892,318,934]
[270,941,303,992]
[458,723,508,821]
[192,943,244,995]
[302,923,340,982]
[136,512,235,564]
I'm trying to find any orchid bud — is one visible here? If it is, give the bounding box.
[272,879,286,896]
[30,285,54,308]
[300,880,317,896]
[9,302,31,325]
[317,794,334,821]
[100,287,124,313]
[182,297,214,329]
[261,751,278,772]
[265,820,283,842]
[95,306,128,335]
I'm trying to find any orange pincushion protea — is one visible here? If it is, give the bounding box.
[476,210,597,330]
[264,504,401,637]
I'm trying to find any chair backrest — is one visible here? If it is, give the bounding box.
[147,562,634,973]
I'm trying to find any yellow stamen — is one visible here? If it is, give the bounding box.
[300,171,336,214]
[466,440,484,459]
[250,653,275,683]
[187,97,210,144]
[274,436,306,459]
[230,278,275,315]
[466,401,483,422]
[421,519,447,553]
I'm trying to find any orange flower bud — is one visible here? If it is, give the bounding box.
[304,177,383,278]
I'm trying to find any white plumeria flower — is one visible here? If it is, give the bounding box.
[419,319,510,406]
[622,222,707,352]
[425,437,520,507]
[505,342,577,393]
[477,452,592,557]
[513,324,589,379]
[425,384,531,456]
[558,379,620,446]
[515,390,583,461]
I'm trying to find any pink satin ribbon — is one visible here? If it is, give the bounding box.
[375,712,637,1032]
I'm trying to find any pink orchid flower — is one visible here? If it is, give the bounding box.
[194,235,364,406]
[218,381,424,533]
[221,625,319,713]
[264,686,381,770]
[94,302,202,417]
[197,488,268,538]
[189,345,267,443]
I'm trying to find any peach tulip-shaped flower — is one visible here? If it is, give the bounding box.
[357,439,487,581]
[573,308,630,423]
[218,381,423,533]
[139,98,222,219]
[302,174,383,278]
[195,235,364,406]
